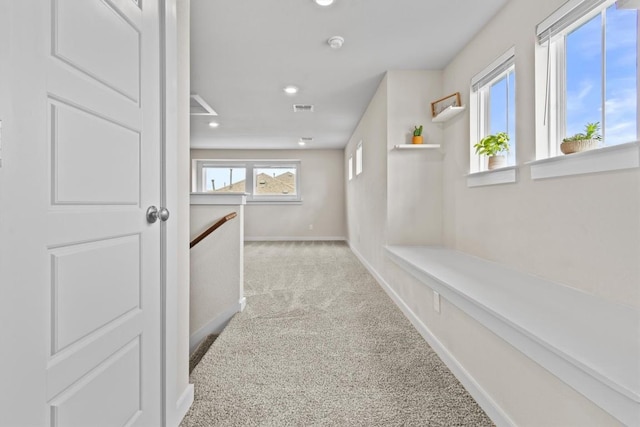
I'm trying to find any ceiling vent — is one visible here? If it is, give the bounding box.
[300,137,313,143]
[190,94,218,116]
[293,104,314,113]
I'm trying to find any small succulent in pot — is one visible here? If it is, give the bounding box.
[412,125,424,144]
[561,122,601,154]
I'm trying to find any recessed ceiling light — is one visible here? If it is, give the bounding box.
[298,141,306,146]
[283,85,299,95]
[208,121,219,128]
[327,36,344,49]
[314,0,334,6]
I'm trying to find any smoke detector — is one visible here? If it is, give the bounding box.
[327,36,344,49]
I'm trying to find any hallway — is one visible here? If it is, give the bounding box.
[182,241,492,426]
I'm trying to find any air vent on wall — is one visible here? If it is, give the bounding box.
[293,104,314,113]
[190,94,218,116]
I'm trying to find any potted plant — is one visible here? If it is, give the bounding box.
[412,125,423,144]
[473,132,510,170]
[561,122,601,154]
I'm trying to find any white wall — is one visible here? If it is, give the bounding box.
[386,71,444,246]
[191,149,346,240]
[189,203,244,351]
[344,6,635,420]
[345,71,445,272]
[345,75,388,269]
[440,0,640,309]
[443,0,640,307]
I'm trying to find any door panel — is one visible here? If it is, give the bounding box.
[53,0,141,102]
[51,100,141,205]
[0,0,162,425]
[50,234,140,352]
[49,338,142,427]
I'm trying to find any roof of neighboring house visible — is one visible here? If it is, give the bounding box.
[213,172,295,195]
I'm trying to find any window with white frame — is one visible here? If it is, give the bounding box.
[192,159,301,202]
[470,48,516,173]
[355,141,363,176]
[536,0,639,158]
[348,154,353,181]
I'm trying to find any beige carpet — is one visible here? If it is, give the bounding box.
[182,241,493,426]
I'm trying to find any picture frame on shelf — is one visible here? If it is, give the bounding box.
[431,92,461,117]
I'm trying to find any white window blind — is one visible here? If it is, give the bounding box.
[471,48,515,92]
[536,0,608,44]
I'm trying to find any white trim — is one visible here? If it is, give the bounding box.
[173,384,194,426]
[471,47,516,90]
[466,166,517,187]
[528,141,640,180]
[245,236,346,242]
[189,301,242,354]
[384,245,640,427]
[190,192,247,205]
[393,144,441,149]
[239,296,247,312]
[347,243,515,427]
[246,200,303,205]
[536,0,609,43]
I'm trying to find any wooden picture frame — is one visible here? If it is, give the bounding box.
[431,92,461,117]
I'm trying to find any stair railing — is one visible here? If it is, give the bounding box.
[190,212,238,249]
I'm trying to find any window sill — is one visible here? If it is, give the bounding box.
[247,199,302,205]
[466,166,517,187]
[529,141,640,180]
[190,192,247,205]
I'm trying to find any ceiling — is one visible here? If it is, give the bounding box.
[190,0,508,151]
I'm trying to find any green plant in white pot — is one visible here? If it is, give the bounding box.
[473,132,510,170]
[561,122,601,154]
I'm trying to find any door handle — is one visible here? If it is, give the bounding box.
[146,206,170,223]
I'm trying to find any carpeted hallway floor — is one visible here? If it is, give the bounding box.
[181,241,493,426]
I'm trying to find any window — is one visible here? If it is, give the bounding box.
[193,160,301,202]
[348,155,353,181]
[536,0,639,158]
[355,141,363,176]
[470,48,516,173]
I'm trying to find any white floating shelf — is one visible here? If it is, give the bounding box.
[432,105,466,123]
[393,144,441,150]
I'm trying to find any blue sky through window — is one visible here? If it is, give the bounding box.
[488,70,516,165]
[565,5,637,145]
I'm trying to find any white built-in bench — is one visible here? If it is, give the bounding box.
[385,245,639,426]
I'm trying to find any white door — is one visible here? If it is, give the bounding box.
[0,1,163,426]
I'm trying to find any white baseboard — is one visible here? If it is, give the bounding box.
[189,302,242,354]
[173,384,194,426]
[347,241,515,427]
[239,296,247,311]
[244,236,346,242]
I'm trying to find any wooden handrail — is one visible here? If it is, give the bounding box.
[190,212,238,249]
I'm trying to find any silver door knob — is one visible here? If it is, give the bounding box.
[158,207,170,222]
[146,206,170,223]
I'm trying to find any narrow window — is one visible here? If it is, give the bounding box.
[470,48,516,172]
[355,141,363,176]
